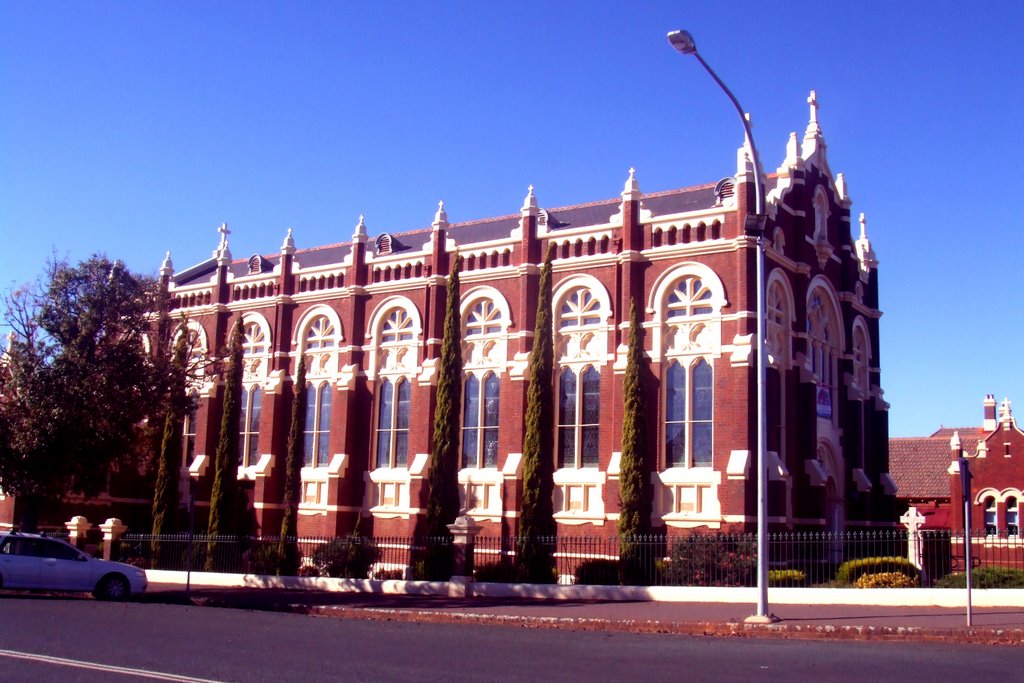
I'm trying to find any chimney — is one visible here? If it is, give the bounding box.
[983,394,997,432]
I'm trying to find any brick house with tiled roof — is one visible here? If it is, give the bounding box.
[889,436,953,528]
[1,93,897,538]
[889,395,1024,536]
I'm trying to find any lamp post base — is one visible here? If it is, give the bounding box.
[744,613,781,624]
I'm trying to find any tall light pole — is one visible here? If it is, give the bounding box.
[667,30,774,622]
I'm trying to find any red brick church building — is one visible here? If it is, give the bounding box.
[1,92,896,537]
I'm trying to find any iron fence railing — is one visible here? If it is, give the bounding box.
[115,529,1024,588]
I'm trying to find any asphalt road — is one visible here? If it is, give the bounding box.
[2,594,1023,682]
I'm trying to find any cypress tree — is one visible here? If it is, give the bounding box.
[516,246,557,583]
[151,327,190,563]
[278,352,307,575]
[618,299,654,584]
[423,256,463,579]
[207,318,243,568]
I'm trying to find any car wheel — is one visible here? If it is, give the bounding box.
[95,574,130,601]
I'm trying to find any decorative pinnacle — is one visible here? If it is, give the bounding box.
[950,430,961,452]
[621,167,641,202]
[433,200,448,227]
[859,213,867,240]
[281,227,295,253]
[353,214,367,240]
[1000,397,1013,421]
[160,250,174,276]
[521,185,538,216]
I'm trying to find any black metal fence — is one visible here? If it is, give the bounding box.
[116,529,1024,588]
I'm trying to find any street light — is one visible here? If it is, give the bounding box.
[668,29,774,623]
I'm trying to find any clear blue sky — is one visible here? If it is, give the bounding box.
[1,1,1020,437]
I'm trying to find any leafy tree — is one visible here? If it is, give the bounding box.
[151,328,192,547]
[0,256,158,531]
[423,256,463,579]
[516,246,557,583]
[207,318,243,556]
[277,352,307,576]
[617,299,654,584]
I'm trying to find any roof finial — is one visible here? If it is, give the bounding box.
[353,214,367,240]
[213,222,232,261]
[281,227,295,254]
[433,200,448,229]
[1000,397,1013,422]
[521,184,538,217]
[622,167,641,201]
[804,90,823,141]
[160,250,174,277]
[950,430,962,453]
[854,212,877,273]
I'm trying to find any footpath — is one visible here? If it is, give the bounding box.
[143,581,1024,645]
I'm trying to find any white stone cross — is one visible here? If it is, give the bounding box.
[218,222,230,249]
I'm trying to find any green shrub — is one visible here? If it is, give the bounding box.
[855,571,918,588]
[246,541,283,576]
[374,568,405,581]
[574,559,621,586]
[935,567,1024,588]
[834,556,918,586]
[768,569,806,586]
[662,533,756,587]
[310,534,379,579]
[474,561,518,583]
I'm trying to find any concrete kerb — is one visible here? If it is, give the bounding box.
[145,569,1024,608]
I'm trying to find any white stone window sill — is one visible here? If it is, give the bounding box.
[658,467,721,486]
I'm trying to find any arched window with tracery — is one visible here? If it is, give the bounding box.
[766,278,792,368]
[559,288,602,329]
[381,308,414,343]
[304,382,332,468]
[238,386,261,467]
[182,391,199,467]
[305,315,336,350]
[462,373,499,468]
[852,323,869,396]
[807,289,839,420]
[375,377,410,468]
[557,366,600,468]
[466,300,503,337]
[664,358,713,468]
[667,276,714,319]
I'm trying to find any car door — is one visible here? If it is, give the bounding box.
[0,537,42,588]
[37,538,95,592]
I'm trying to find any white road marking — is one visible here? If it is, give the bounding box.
[0,649,225,682]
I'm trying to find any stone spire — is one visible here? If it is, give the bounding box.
[281,227,295,255]
[521,185,538,217]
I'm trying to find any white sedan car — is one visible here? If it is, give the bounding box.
[0,532,147,600]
